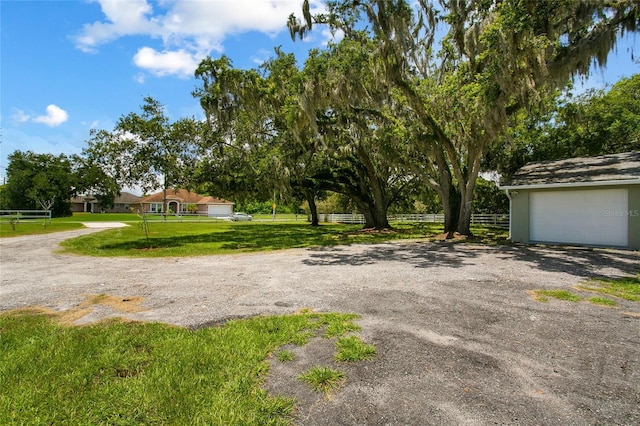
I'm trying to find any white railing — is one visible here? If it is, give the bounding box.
[390,214,445,223]
[316,213,509,228]
[323,213,367,224]
[0,210,52,223]
[468,214,510,227]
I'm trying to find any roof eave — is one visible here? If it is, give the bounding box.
[197,202,235,205]
[500,178,640,190]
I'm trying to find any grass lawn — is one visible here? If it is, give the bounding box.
[57,213,239,223]
[0,309,365,425]
[60,221,494,257]
[59,221,509,257]
[2,212,509,254]
[0,221,85,237]
[61,213,304,223]
[55,213,142,222]
[0,213,138,237]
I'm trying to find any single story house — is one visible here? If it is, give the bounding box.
[499,151,639,250]
[134,189,234,217]
[71,192,142,213]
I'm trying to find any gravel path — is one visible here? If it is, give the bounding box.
[1,227,639,425]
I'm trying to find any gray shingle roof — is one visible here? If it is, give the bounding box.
[115,192,143,203]
[71,192,142,204]
[138,189,232,204]
[500,151,640,188]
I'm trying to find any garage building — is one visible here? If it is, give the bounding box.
[500,151,640,250]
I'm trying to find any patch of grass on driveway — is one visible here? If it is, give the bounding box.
[577,274,640,301]
[335,336,377,362]
[532,289,582,303]
[532,274,640,308]
[0,309,363,425]
[587,297,618,307]
[298,367,345,397]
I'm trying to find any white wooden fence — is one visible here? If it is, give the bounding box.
[317,213,509,228]
[0,210,52,223]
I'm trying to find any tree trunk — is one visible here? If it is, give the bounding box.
[355,146,391,229]
[431,146,460,236]
[457,195,473,236]
[442,185,461,237]
[310,159,392,230]
[361,207,390,229]
[456,148,483,236]
[362,209,375,228]
[371,202,390,229]
[356,194,390,229]
[305,190,319,226]
[456,170,478,236]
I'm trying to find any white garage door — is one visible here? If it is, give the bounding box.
[530,189,628,247]
[207,205,232,217]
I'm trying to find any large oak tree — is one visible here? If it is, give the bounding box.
[290,0,640,235]
[193,41,414,229]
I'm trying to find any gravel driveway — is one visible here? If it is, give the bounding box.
[1,227,639,425]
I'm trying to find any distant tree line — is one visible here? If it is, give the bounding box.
[487,74,640,176]
[0,150,117,217]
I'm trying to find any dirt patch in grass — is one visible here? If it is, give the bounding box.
[64,295,146,324]
[80,294,146,312]
[8,294,148,325]
[431,232,468,241]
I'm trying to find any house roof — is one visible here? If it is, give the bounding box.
[71,192,142,203]
[198,196,233,204]
[116,192,144,203]
[500,151,640,189]
[138,189,233,205]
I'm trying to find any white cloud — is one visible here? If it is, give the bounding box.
[74,0,326,76]
[321,27,344,46]
[163,0,313,39]
[81,120,101,129]
[32,105,69,127]
[133,47,200,78]
[134,73,146,84]
[251,49,273,66]
[74,0,160,53]
[11,108,31,124]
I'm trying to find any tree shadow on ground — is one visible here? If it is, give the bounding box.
[493,244,639,278]
[97,223,638,279]
[303,241,639,278]
[303,242,480,268]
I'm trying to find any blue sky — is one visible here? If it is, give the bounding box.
[1,0,638,184]
[1,0,332,183]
